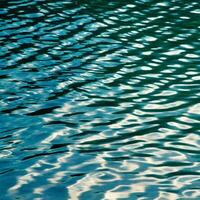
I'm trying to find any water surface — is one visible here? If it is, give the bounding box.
[0,0,200,199]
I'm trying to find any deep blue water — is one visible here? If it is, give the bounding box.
[0,0,200,199]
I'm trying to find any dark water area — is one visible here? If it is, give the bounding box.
[0,0,200,199]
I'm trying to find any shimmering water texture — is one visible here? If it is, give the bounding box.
[0,0,200,199]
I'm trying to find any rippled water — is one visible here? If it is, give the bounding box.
[0,0,200,199]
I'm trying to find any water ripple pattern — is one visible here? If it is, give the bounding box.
[0,0,200,199]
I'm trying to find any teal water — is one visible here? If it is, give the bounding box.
[0,0,200,199]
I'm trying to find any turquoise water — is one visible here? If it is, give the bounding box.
[0,0,200,199]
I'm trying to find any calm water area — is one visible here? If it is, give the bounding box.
[0,0,200,199]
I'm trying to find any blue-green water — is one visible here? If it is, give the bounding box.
[0,0,200,199]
